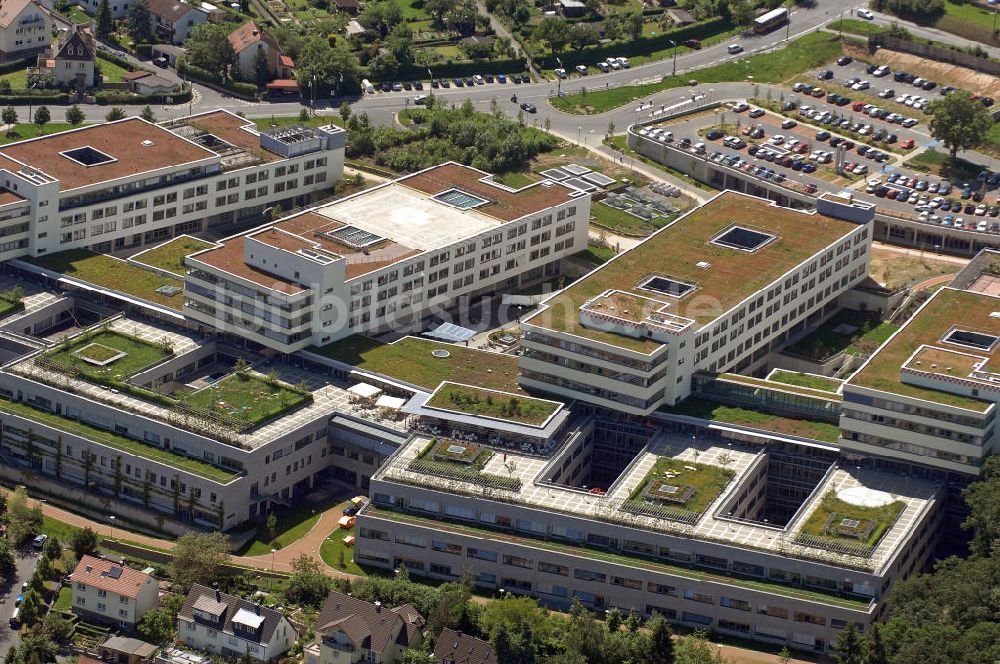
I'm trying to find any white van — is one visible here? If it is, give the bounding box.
[727,44,743,55]
[361,78,375,94]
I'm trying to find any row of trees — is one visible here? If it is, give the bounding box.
[94,0,155,43]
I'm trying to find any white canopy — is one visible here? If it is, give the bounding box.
[348,383,382,398]
[375,395,406,410]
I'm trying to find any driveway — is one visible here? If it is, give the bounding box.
[0,552,39,659]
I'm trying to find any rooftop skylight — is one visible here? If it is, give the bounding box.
[711,225,777,252]
[60,146,116,167]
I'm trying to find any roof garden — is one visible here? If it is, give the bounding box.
[716,372,842,401]
[768,370,842,394]
[784,309,899,361]
[43,329,172,380]
[181,372,311,427]
[0,398,239,483]
[407,438,521,491]
[795,491,906,557]
[624,457,735,524]
[425,382,560,426]
[131,236,215,277]
[23,249,184,311]
[660,397,841,443]
[365,505,873,611]
[307,335,523,392]
[849,288,998,411]
[526,191,861,352]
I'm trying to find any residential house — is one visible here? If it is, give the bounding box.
[0,0,53,61]
[331,0,358,14]
[434,629,496,664]
[178,584,296,662]
[123,69,180,94]
[49,23,95,89]
[228,21,281,81]
[306,592,424,664]
[557,0,585,17]
[147,0,215,44]
[71,555,159,627]
[101,636,159,664]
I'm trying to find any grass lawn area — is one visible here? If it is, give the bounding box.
[785,310,898,360]
[53,586,73,611]
[661,397,841,443]
[182,373,310,426]
[432,44,463,59]
[133,236,214,276]
[827,18,891,37]
[426,382,559,424]
[592,199,676,236]
[933,0,1000,44]
[24,249,184,310]
[628,457,735,518]
[605,136,715,191]
[393,0,430,20]
[46,330,171,378]
[321,524,366,575]
[96,56,132,83]
[577,243,616,265]
[553,32,846,115]
[769,370,841,393]
[41,515,80,544]
[868,246,960,290]
[799,491,905,548]
[0,123,76,145]
[240,501,323,555]
[62,4,90,22]
[494,171,538,188]
[0,69,26,88]
[310,335,523,392]
[909,149,985,181]
[0,399,239,482]
[371,506,870,608]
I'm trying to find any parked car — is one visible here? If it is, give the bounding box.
[727,44,743,54]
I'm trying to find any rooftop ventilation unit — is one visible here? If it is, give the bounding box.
[141,140,155,147]
[695,261,711,269]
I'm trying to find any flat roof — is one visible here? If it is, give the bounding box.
[849,288,999,412]
[178,110,281,163]
[399,162,578,222]
[0,118,216,190]
[525,191,861,352]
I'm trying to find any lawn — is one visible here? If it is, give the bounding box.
[769,370,841,393]
[46,330,171,379]
[661,397,841,443]
[24,249,185,310]
[133,236,214,276]
[393,0,430,19]
[409,438,521,490]
[784,310,898,360]
[928,0,1000,45]
[799,491,905,550]
[909,149,986,181]
[96,56,132,84]
[182,373,311,427]
[53,586,73,611]
[0,123,76,145]
[426,382,560,425]
[309,335,523,392]
[627,456,735,519]
[0,399,239,482]
[320,524,367,575]
[868,246,960,290]
[577,243,616,265]
[0,69,27,88]
[552,32,847,115]
[826,18,889,38]
[62,4,90,22]
[591,199,676,236]
[240,501,323,556]
[494,171,538,189]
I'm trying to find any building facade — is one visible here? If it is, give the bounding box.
[178,584,296,662]
[0,0,53,61]
[71,555,159,627]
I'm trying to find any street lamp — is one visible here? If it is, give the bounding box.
[311,75,316,111]
[108,515,116,540]
[669,40,677,78]
[556,56,563,97]
[269,547,277,589]
[577,126,582,146]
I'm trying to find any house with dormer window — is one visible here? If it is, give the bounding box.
[305,592,424,664]
[32,23,95,90]
[178,584,295,662]
[70,555,159,627]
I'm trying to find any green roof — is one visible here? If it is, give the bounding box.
[660,397,841,443]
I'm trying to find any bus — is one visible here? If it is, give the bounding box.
[753,6,788,33]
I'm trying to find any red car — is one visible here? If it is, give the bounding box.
[853,101,866,112]
[900,138,914,149]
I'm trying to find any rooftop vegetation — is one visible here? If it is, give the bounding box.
[426,382,559,425]
[132,236,215,276]
[661,397,841,443]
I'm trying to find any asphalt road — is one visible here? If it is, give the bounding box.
[0,552,39,660]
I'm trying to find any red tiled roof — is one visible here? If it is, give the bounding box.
[228,21,270,53]
[71,555,152,599]
[279,55,294,68]
[266,79,298,90]
[0,0,32,29]
[123,70,151,81]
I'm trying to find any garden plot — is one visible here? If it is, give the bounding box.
[601,185,678,222]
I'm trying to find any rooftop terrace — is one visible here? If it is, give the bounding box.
[849,288,999,412]
[0,118,215,190]
[524,191,861,352]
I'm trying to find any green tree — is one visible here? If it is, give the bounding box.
[65,105,84,126]
[647,612,675,664]
[567,22,598,52]
[105,107,126,121]
[385,23,415,66]
[861,623,888,664]
[41,535,60,562]
[0,540,14,578]
[138,594,185,644]
[359,0,403,36]
[40,613,74,644]
[672,630,727,664]
[400,649,435,664]
[368,51,400,81]
[727,0,754,26]
[963,455,1000,555]
[95,0,114,38]
[6,485,41,546]
[126,0,155,42]
[171,531,230,591]
[424,0,456,26]
[532,17,568,54]
[185,22,238,78]
[13,633,57,664]
[426,575,474,638]
[71,526,99,559]
[140,105,156,122]
[286,554,334,607]
[296,38,363,95]
[252,48,271,88]
[1,106,17,136]
[33,106,50,133]
[339,102,351,124]
[926,91,994,162]
[835,623,864,664]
